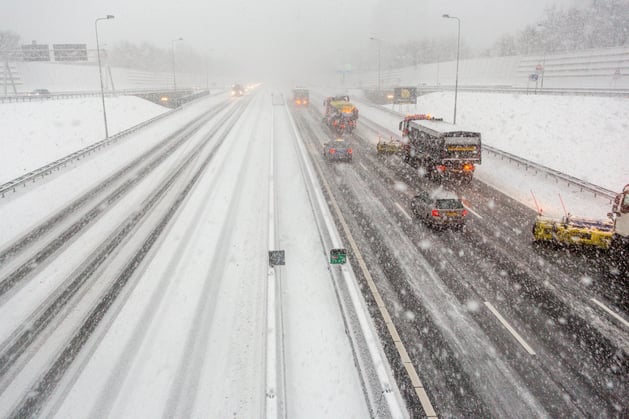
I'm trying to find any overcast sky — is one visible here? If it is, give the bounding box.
[1,0,580,81]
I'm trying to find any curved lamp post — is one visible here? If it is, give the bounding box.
[95,14,114,139]
[442,14,460,124]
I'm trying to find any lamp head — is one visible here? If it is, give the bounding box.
[106,15,114,19]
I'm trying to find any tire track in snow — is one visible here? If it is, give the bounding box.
[162,93,268,418]
[73,100,255,418]
[5,100,251,418]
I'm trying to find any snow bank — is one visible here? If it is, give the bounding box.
[0,96,168,183]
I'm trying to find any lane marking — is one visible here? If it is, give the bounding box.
[266,105,283,417]
[591,298,629,328]
[289,105,409,417]
[395,202,412,220]
[484,302,536,355]
[461,198,483,219]
[302,130,436,418]
[359,162,368,171]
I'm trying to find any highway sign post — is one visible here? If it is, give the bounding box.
[330,249,347,264]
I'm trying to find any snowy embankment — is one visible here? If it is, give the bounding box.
[356,91,628,192]
[0,96,169,183]
[346,90,627,219]
[396,92,627,192]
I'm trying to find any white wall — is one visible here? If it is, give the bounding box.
[347,46,629,90]
[3,61,208,93]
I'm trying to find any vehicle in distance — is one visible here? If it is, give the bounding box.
[293,88,309,106]
[30,88,51,97]
[323,138,353,162]
[411,189,468,229]
[323,95,359,134]
[231,84,244,96]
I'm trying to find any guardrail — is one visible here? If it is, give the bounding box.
[483,145,617,202]
[421,85,629,97]
[0,89,219,198]
[365,85,629,98]
[360,97,618,202]
[0,106,180,198]
[0,88,203,104]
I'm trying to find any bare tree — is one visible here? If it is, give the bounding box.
[0,31,20,52]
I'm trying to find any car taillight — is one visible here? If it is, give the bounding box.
[431,209,440,217]
[462,209,468,216]
[435,165,446,172]
[329,148,336,154]
[348,148,352,153]
[463,163,474,171]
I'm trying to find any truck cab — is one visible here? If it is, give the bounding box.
[610,184,629,268]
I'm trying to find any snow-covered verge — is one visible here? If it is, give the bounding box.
[0,96,169,183]
[355,91,628,193]
[401,91,628,192]
[325,89,626,220]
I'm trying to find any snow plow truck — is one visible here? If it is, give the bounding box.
[293,88,309,106]
[399,114,482,184]
[323,95,359,134]
[532,183,629,275]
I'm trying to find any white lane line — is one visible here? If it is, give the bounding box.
[395,202,412,220]
[266,104,285,418]
[484,302,536,355]
[359,162,368,171]
[300,136,434,418]
[461,198,483,219]
[591,298,629,328]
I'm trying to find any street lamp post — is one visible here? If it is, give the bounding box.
[205,49,214,92]
[537,24,547,89]
[369,37,381,92]
[442,14,460,124]
[95,14,114,139]
[171,37,183,93]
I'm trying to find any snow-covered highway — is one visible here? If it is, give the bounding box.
[0,91,406,418]
[0,87,627,418]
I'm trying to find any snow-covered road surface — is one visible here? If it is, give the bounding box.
[0,91,405,418]
[1,87,626,418]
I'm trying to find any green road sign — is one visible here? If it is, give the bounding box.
[269,250,285,266]
[330,248,347,264]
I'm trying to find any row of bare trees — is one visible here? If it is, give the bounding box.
[375,0,628,70]
[489,0,628,57]
[2,0,627,73]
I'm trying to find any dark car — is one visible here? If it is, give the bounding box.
[30,89,51,97]
[323,138,353,162]
[411,189,468,229]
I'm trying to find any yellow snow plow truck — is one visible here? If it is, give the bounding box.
[532,214,614,249]
[376,136,404,155]
[532,183,629,270]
